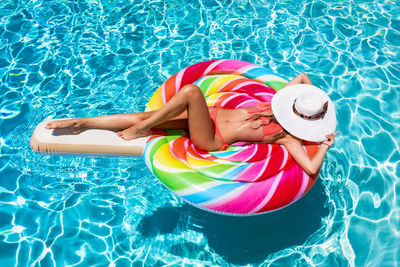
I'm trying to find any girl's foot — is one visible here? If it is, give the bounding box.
[117,125,150,140]
[45,119,87,134]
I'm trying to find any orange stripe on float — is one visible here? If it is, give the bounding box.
[222,77,249,92]
[164,73,178,102]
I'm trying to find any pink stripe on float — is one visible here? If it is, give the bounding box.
[235,81,269,90]
[201,59,227,77]
[219,93,255,107]
[256,95,274,103]
[234,163,260,182]
[271,173,296,204]
[175,68,186,93]
[235,63,257,74]
[292,171,309,202]
[215,60,253,74]
[220,94,240,106]
[233,147,270,181]
[238,156,270,182]
[253,92,274,98]
[241,145,259,162]
[220,148,253,162]
[161,83,167,104]
[251,151,272,181]
[224,95,257,108]
[259,165,306,212]
[205,173,279,214]
[223,152,244,162]
[248,172,283,213]
[254,85,276,94]
[235,99,259,108]
[288,145,312,202]
[231,81,259,91]
[279,147,288,170]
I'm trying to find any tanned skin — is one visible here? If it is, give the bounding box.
[46,73,337,175]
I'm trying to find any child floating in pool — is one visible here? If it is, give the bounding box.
[46,73,338,176]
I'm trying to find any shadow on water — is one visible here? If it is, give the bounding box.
[137,180,328,265]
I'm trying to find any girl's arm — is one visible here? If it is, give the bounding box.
[277,132,338,176]
[277,72,336,175]
[285,73,312,87]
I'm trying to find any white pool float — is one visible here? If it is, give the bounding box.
[30,120,146,156]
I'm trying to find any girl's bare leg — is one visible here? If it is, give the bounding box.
[117,84,221,150]
[45,111,189,134]
[45,111,156,134]
[45,84,219,149]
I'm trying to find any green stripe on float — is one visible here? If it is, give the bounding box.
[196,162,240,174]
[154,168,214,191]
[198,76,219,94]
[265,81,287,91]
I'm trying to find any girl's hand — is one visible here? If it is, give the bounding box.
[321,131,339,149]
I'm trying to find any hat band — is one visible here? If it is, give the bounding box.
[292,100,328,120]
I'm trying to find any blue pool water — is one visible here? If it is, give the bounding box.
[1,0,399,265]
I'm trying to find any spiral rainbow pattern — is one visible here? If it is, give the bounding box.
[144,60,319,215]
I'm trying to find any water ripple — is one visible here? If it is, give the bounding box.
[0,0,399,266]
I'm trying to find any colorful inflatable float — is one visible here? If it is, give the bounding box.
[144,59,319,215]
[31,59,319,215]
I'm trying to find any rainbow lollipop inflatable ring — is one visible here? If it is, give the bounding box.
[144,60,319,216]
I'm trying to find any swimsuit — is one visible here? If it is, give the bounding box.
[209,108,230,151]
[209,102,284,150]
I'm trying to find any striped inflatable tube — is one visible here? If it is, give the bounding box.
[144,60,319,215]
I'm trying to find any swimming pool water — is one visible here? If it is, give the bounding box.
[1,0,399,266]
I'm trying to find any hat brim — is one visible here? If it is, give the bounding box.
[271,84,337,142]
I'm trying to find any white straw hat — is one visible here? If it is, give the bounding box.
[271,84,337,142]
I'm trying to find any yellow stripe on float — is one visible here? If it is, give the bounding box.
[146,89,163,111]
[205,75,238,96]
[186,152,220,168]
[154,143,190,169]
